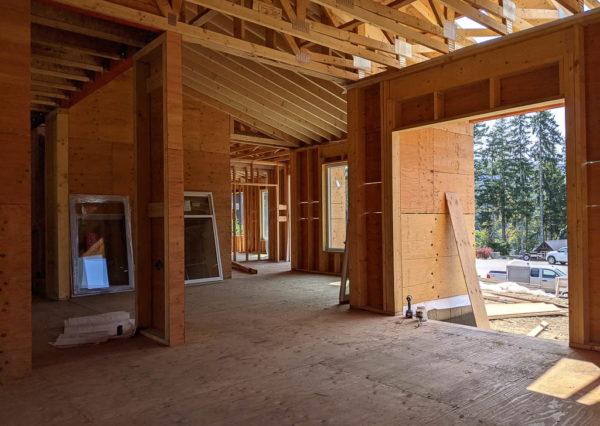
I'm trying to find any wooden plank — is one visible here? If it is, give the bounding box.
[232,261,258,274]
[54,0,356,82]
[486,303,566,319]
[527,320,550,337]
[446,192,489,329]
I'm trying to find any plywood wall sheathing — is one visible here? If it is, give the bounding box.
[0,0,31,380]
[348,12,600,347]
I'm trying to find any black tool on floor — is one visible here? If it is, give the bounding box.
[405,295,413,319]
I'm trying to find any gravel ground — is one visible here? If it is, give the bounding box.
[491,315,569,342]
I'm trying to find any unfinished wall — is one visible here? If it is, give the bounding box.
[291,141,348,275]
[585,22,600,343]
[394,123,475,303]
[64,68,232,287]
[0,0,31,379]
[231,164,288,263]
[183,91,232,278]
[348,85,383,310]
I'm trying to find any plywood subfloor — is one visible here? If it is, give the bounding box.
[3,262,600,425]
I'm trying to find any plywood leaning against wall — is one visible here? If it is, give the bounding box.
[347,10,600,347]
[291,141,347,275]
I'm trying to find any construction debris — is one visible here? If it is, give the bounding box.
[527,321,550,337]
[51,311,135,348]
[485,303,566,320]
[232,261,258,274]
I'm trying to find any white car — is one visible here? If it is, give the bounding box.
[546,247,568,265]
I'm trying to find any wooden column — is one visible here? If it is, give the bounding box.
[134,32,185,346]
[44,109,70,300]
[0,0,31,379]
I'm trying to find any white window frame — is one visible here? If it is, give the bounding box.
[184,191,223,285]
[322,161,348,252]
[69,194,135,297]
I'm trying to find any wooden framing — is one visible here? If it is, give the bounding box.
[290,141,347,275]
[134,32,185,346]
[44,108,70,300]
[230,162,289,262]
[348,10,600,347]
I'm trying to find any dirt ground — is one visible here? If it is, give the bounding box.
[491,315,569,342]
[487,290,569,342]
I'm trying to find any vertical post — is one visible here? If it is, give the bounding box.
[566,25,588,345]
[45,109,70,300]
[0,0,31,379]
[134,32,185,346]
[381,81,402,314]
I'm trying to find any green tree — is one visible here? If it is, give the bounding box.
[531,111,566,242]
[506,114,535,252]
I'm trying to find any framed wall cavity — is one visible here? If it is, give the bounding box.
[69,195,135,296]
[184,192,223,284]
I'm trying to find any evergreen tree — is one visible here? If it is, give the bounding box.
[506,114,535,252]
[531,111,565,241]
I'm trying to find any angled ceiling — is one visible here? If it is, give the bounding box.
[32,0,598,148]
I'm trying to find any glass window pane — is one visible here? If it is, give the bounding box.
[185,195,212,215]
[71,197,133,296]
[327,164,348,250]
[185,217,220,281]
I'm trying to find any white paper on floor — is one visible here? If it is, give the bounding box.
[50,311,136,348]
[479,281,549,297]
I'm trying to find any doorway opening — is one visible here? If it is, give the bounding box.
[474,107,568,341]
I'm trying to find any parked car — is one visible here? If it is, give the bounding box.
[519,251,544,261]
[486,260,567,292]
[546,246,568,265]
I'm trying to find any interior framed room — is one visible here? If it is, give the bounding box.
[3,0,600,424]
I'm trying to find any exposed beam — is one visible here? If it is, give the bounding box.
[231,133,294,147]
[31,2,150,47]
[309,0,450,53]
[554,0,584,14]
[32,53,104,72]
[436,0,508,34]
[185,46,345,137]
[184,68,320,143]
[51,0,356,83]
[31,89,69,100]
[187,0,404,68]
[31,79,79,91]
[184,87,303,147]
[31,67,91,82]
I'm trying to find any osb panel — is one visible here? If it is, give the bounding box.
[0,205,32,380]
[396,123,475,304]
[0,0,31,380]
[69,69,135,199]
[400,214,476,304]
[183,95,232,279]
[183,91,230,155]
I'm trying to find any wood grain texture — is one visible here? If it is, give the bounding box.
[446,192,490,329]
[0,0,31,380]
[44,109,70,300]
[290,142,347,275]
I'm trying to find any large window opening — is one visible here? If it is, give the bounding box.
[323,162,348,251]
[474,107,568,341]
